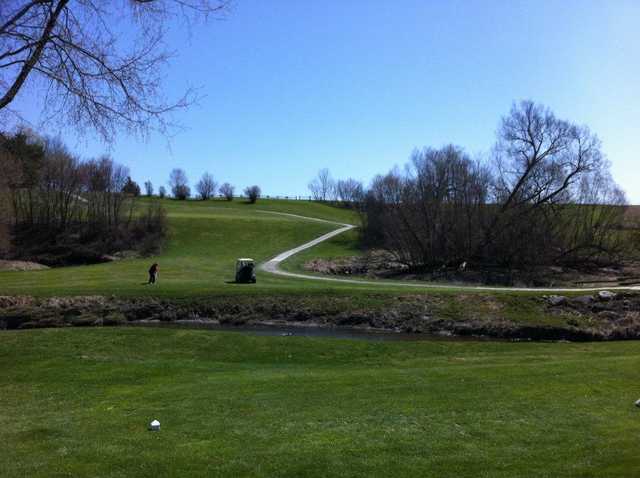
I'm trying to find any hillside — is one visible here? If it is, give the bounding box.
[0,198,361,298]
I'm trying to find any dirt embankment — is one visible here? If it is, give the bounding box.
[0,260,49,271]
[304,252,640,288]
[2,291,640,341]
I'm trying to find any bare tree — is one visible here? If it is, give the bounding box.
[0,1,230,141]
[169,168,189,199]
[158,185,166,198]
[308,168,335,201]
[484,100,616,268]
[219,182,234,201]
[122,176,141,196]
[361,101,627,279]
[363,146,491,269]
[195,172,217,200]
[83,155,129,229]
[244,185,260,204]
[144,180,153,197]
[493,101,602,211]
[335,178,364,206]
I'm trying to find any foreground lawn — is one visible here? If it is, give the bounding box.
[1,327,639,477]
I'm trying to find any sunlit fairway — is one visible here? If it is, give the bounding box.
[2,198,640,477]
[0,198,368,298]
[1,327,639,477]
[0,197,572,298]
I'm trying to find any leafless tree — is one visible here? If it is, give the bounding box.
[0,1,230,142]
[169,167,189,199]
[361,101,627,279]
[335,178,364,206]
[308,168,335,201]
[363,146,491,269]
[122,176,141,196]
[38,136,84,228]
[158,185,166,198]
[219,182,234,201]
[195,172,217,200]
[144,180,153,196]
[483,100,622,268]
[0,132,25,250]
[83,155,130,229]
[244,185,260,204]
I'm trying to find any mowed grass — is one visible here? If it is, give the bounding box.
[0,199,367,298]
[0,198,617,298]
[1,327,639,477]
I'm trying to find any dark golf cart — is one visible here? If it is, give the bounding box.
[235,258,256,283]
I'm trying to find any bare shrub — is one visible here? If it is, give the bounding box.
[169,168,190,200]
[244,185,261,204]
[308,168,335,201]
[362,101,629,279]
[220,182,234,201]
[196,172,217,200]
[335,178,364,207]
[144,181,154,197]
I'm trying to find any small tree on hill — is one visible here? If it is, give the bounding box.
[196,172,217,200]
[308,168,335,201]
[122,176,141,196]
[158,186,166,198]
[220,182,235,201]
[144,180,153,197]
[244,185,261,204]
[169,168,189,200]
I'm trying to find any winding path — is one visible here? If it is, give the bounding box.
[258,211,640,293]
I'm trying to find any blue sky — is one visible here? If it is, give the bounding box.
[10,0,640,202]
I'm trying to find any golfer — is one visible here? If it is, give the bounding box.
[148,263,159,284]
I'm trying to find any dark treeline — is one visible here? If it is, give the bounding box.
[307,101,633,280]
[361,101,630,277]
[0,129,166,265]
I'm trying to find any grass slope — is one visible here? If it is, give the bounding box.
[1,327,639,477]
[0,198,552,298]
[0,199,364,298]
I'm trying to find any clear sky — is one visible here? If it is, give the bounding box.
[10,0,640,202]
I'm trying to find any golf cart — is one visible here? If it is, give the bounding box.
[235,258,256,283]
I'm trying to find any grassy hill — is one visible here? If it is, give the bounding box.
[0,198,367,298]
[1,327,639,477]
[2,200,640,477]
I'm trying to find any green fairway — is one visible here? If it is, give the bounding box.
[0,199,369,298]
[1,327,639,477]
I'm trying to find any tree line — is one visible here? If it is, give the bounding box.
[0,129,166,265]
[309,101,634,278]
[139,168,261,204]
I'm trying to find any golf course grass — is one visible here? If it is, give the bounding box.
[2,198,640,476]
[0,198,370,298]
[1,327,639,477]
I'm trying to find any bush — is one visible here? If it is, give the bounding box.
[196,172,217,200]
[169,168,189,199]
[173,184,190,200]
[220,182,234,201]
[122,176,141,196]
[244,185,261,204]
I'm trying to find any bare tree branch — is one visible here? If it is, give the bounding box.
[0,0,231,142]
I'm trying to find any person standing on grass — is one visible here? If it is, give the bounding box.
[148,263,159,284]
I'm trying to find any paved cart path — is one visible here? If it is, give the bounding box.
[258,211,640,292]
